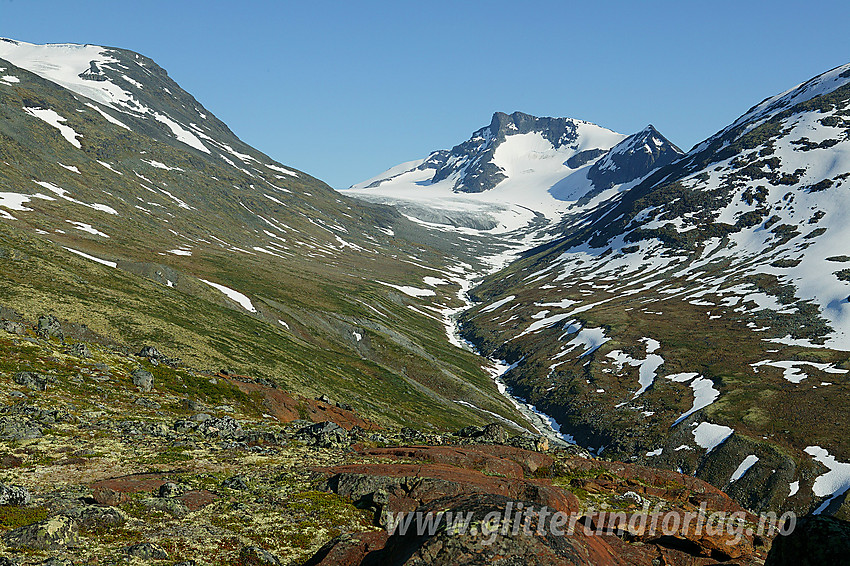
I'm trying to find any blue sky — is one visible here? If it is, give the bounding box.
[2,0,849,188]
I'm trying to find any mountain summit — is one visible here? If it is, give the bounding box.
[349,112,681,233]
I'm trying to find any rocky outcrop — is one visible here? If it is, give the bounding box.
[308,444,767,565]
[3,516,79,550]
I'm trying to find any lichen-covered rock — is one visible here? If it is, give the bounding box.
[14,371,54,391]
[67,343,90,358]
[238,545,282,565]
[0,416,43,440]
[131,368,154,392]
[36,314,63,341]
[65,505,127,530]
[123,541,169,559]
[0,319,25,335]
[298,421,349,448]
[3,516,79,550]
[0,483,32,506]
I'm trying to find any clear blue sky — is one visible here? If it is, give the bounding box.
[2,0,849,188]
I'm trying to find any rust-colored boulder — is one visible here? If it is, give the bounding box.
[303,531,390,566]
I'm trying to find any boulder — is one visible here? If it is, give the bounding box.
[123,542,169,559]
[67,343,90,358]
[35,315,63,341]
[3,516,79,550]
[14,371,54,391]
[0,319,25,335]
[0,416,43,441]
[298,421,349,448]
[0,484,32,506]
[131,368,154,392]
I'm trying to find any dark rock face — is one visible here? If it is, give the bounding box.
[586,125,683,191]
[765,515,850,565]
[367,494,616,566]
[308,444,764,566]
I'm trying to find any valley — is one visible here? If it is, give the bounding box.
[0,36,848,565]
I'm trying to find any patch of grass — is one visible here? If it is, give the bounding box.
[0,506,49,530]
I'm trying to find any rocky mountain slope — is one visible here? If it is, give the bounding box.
[460,62,850,517]
[0,319,793,564]
[0,38,532,434]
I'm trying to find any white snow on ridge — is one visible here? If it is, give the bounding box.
[23,107,82,148]
[805,446,850,514]
[265,163,299,177]
[344,123,626,234]
[692,422,734,452]
[152,112,209,153]
[667,374,721,426]
[200,279,257,313]
[0,191,55,216]
[479,295,516,314]
[33,180,118,215]
[751,360,848,384]
[607,337,664,398]
[729,455,760,483]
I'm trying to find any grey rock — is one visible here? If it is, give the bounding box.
[0,416,43,440]
[0,484,32,506]
[158,482,183,498]
[14,371,54,391]
[222,475,248,490]
[36,314,63,341]
[457,423,508,444]
[133,397,161,409]
[138,345,163,360]
[479,423,508,444]
[141,496,189,518]
[65,505,127,530]
[67,343,90,358]
[238,546,281,565]
[196,415,242,438]
[297,421,349,448]
[0,319,25,335]
[3,516,79,550]
[131,368,154,392]
[123,542,169,559]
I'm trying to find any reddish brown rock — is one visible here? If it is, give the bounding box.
[227,378,377,431]
[304,531,390,566]
[178,489,218,511]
